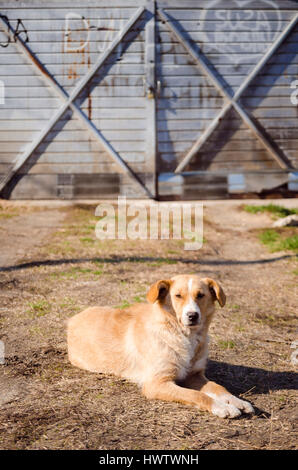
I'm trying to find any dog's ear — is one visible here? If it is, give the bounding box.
[146,280,172,304]
[203,278,226,307]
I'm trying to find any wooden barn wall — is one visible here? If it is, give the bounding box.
[0,0,297,199]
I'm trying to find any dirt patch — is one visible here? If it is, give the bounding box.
[0,199,297,450]
[0,205,66,267]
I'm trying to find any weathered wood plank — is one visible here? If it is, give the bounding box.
[3,27,298,44]
[0,64,146,76]
[160,0,298,9]
[0,7,137,20]
[162,149,297,162]
[3,16,294,31]
[15,162,147,174]
[3,85,145,98]
[1,52,146,66]
[2,73,294,89]
[158,52,298,67]
[0,151,145,164]
[0,108,147,119]
[156,63,298,77]
[0,118,147,131]
[157,117,298,131]
[157,109,221,120]
[157,97,224,108]
[164,20,292,32]
[156,107,298,120]
[242,96,297,108]
[158,128,298,142]
[2,97,147,109]
[156,31,298,43]
[2,1,144,10]
[156,85,292,98]
[15,140,146,153]
[160,74,296,88]
[162,10,296,21]
[0,41,145,54]
[206,160,280,171]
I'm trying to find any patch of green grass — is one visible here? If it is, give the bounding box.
[259,229,279,245]
[80,237,95,244]
[279,235,298,251]
[84,224,96,233]
[0,212,16,219]
[259,229,298,252]
[50,265,103,277]
[27,299,51,317]
[133,295,146,303]
[115,300,131,309]
[49,267,95,279]
[218,340,236,350]
[243,203,298,218]
[93,269,103,275]
[0,205,20,219]
[59,296,79,309]
[231,304,241,310]
[292,269,298,276]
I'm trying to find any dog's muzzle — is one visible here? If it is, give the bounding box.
[185,311,201,326]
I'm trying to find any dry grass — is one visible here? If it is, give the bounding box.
[0,202,297,450]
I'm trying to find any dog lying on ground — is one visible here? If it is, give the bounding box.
[67,275,254,418]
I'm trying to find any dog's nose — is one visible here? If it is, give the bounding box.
[187,311,199,322]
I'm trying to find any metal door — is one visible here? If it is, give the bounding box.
[0,0,298,200]
[0,0,156,199]
[156,0,298,198]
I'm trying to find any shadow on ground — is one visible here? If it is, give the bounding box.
[0,254,297,272]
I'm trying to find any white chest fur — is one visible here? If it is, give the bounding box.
[175,332,208,381]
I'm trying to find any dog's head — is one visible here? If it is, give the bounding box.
[146,275,226,330]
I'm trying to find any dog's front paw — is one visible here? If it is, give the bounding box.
[221,394,254,414]
[211,400,242,419]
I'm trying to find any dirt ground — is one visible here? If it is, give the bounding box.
[0,198,297,450]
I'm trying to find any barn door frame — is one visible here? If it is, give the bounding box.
[157,8,298,174]
[0,2,158,199]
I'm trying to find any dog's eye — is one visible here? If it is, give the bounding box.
[175,294,182,298]
[197,292,205,299]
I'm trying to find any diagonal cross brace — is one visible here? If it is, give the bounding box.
[157,9,298,173]
[0,7,154,198]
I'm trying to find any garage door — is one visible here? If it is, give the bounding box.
[0,0,297,199]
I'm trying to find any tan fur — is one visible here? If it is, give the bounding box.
[67,275,254,418]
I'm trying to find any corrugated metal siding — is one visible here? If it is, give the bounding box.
[0,0,297,199]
